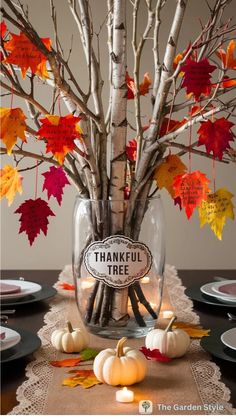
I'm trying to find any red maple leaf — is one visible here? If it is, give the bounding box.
[126,72,151,99]
[42,166,70,205]
[15,198,55,245]
[4,32,52,79]
[58,282,75,291]
[140,347,172,363]
[197,117,234,160]
[0,21,7,39]
[173,171,210,219]
[37,114,81,165]
[181,58,216,101]
[159,117,188,137]
[126,139,137,161]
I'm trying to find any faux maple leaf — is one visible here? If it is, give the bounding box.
[174,196,182,210]
[140,347,172,363]
[38,114,81,165]
[173,322,210,338]
[50,348,99,367]
[58,282,75,291]
[126,139,137,161]
[62,370,102,389]
[198,188,234,240]
[159,117,188,137]
[154,154,187,198]
[181,58,216,101]
[197,117,234,160]
[42,166,70,205]
[126,71,151,99]
[173,171,210,219]
[15,198,55,245]
[0,20,7,39]
[0,165,22,206]
[216,40,236,70]
[173,43,197,75]
[0,107,27,154]
[4,32,51,79]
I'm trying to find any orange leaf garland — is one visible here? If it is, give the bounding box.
[216,40,236,70]
[37,114,82,165]
[173,171,210,219]
[181,58,216,101]
[0,107,27,154]
[4,32,52,79]
[197,117,234,160]
[0,165,23,206]
[154,154,187,198]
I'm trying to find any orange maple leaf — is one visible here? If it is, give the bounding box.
[0,107,27,154]
[0,165,23,206]
[4,32,51,79]
[62,370,102,389]
[216,40,236,70]
[154,154,187,197]
[50,357,81,367]
[59,282,75,291]
[126,71,152,99]
[173,171,210,219]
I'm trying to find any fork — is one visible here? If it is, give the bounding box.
[227,313,236,321]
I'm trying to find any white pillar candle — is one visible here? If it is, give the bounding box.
[162,310,174,319]
[116,387,134,403]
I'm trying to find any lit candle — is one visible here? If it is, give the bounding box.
[116,387,134,403]
[81,278,94,290]
[162,310,174,319]
[141,277,150,284]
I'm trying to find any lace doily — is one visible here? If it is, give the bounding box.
[8,265,235,415]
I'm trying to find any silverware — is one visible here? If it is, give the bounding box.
[227,313,236,321]
[214,276,230,281]
[0,310,16,315]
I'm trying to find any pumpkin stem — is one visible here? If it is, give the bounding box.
[116,337,127,357]
[165,315,177,332]
[67,321,74,333]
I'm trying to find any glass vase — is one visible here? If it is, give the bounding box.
[72,196,165,339]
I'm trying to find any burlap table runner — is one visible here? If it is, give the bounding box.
[8,265,235,415]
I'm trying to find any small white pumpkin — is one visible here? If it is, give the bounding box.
[145,316,190,358]
[93,337,147,386]
[51,321,89,353]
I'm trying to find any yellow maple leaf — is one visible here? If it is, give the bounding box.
[0,165,23,206]
[198,188,234,240]
[173,322,210,338]
[0,107,27,154]
[154,154,187,197]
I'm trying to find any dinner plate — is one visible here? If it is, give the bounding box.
[0,326,41,364]
[200,282,236,303]
[212,281,236,298]
[201,327,236,363]
[221,328,236,351]
[0,280,42,301]
[185,284,236,308]
[0,284,57,307]
[0,326,21,352]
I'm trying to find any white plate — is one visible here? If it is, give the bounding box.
[0,280,42,301]
[0,326,21,351]
[212,280,236,297]
[200,282,236,303]
[221,328,236,351]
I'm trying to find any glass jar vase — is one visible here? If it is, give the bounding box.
[73,196,165,339]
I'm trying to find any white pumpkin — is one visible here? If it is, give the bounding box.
[145,316,190,358]
[51,321,89,353]
[93,337,147,386]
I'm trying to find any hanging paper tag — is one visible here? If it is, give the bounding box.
[83,235,152,289]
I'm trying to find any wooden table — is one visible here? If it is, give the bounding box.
[1,269,236,414]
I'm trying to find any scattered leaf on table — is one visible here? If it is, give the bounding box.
[0,164,23,206]
[173,171,210,219]
[140,346,172,363]
[50,357,81,367]
[173,322,210,338]
[80,348,100,361]
[62,370,102,389]
[198,188,234,240]
[216,40,236,70]
[38,114,82,165]
[0,107,27,154]
[181,58,216,101]
[126,71,151,99]
[197,117,234,160]
[42,166,70,205]
[4,32,51,79]
[58,282,75,291]
[15,198,55,245]
[154,154,187,198]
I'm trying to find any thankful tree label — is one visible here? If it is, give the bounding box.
[83,236,152,289]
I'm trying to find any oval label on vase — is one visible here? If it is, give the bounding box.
[83,235,152,289]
